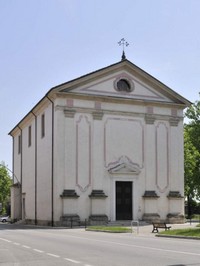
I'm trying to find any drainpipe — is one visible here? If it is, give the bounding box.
[18,126,23,220]
[31,111,37,225]
[46,96,54,227]
[12,136,14,184]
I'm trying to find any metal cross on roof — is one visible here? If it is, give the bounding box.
[118,38,129,60]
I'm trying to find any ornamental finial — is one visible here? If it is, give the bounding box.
[118,38,129,60]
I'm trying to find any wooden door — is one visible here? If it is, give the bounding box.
[116,181,132,220]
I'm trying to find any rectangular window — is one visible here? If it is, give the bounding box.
[18,135,21,154]
[28,125,31,147]
[41,113,45,138]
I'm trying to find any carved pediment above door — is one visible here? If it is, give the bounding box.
[107,156,141,175]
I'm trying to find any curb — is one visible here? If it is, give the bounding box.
[156,234,200,240]
[85,229,132,233]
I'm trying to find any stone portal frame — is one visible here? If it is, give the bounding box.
[109,176,139,222]
[107,156,141,221]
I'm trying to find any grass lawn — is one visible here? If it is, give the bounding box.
[159,227,200,238]
[193,215,200,220]
[86,226,132,233]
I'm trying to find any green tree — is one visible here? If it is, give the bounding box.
[0,163,12,214]
[185,97,200,152]
[184,127,200,217]
[184,96,200,216]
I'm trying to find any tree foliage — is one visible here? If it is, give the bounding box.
[184,128,200,200]
[184,97,200,202]
[185,99,200,151]
[0,163,12,214]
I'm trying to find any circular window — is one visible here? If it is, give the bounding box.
[114,77,134,93]
[117,79,131,92]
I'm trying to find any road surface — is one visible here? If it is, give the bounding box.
[0,223,200,266]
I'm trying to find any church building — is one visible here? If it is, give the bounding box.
[9,56,190,226]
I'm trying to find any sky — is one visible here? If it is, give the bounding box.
[1,0,200,170]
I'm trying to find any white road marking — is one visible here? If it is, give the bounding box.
[0,238,11,243]
[64,258,81,263]
[22,245,30,249]
[33,248,44,253]
[0,236,93,265]
[13,242,20,245]
[47,253,60,258]
[61,234,200,257]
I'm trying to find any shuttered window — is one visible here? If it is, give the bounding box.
[18,135,21,154]
[41,113,45,138]
[28,125,31,147]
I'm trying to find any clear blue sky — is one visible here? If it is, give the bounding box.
[1,0,200,169]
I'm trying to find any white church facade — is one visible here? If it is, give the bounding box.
[9,59,190,226]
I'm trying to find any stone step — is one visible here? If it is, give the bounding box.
[107,220,149,227]
[107,220,133,226]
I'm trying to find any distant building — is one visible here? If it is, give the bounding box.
[9,58,190,225]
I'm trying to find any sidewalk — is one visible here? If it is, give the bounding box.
[131,222,198,236]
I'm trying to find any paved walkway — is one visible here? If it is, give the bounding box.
[131,222,198,236]
[3,221,199,239]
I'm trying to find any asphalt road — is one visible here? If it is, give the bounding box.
[0,223,200,266]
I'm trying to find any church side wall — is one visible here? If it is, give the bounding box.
[21,119,35,221]
[11,133,22,221]
[11,101,53,225]
[36,104,53,225]
[13,132,22,186]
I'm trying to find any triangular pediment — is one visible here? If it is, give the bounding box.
[107,156,141,175]
[65,72,172,103]
[51,60,190,106]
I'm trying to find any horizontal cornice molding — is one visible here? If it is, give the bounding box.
[55,92,187,109]
[59,105,183,124]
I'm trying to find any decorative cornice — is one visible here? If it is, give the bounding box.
[60,189,79,198]
[145,114,156,124]
[169,117,180,127]
[58,105,183,123]
[167,191,183,198]
[92,111,104,120]
[95,101,102,110]
[143,190,159,198]
[107,155,141,174]
[64,109,76,118]
[89,190,107,198]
